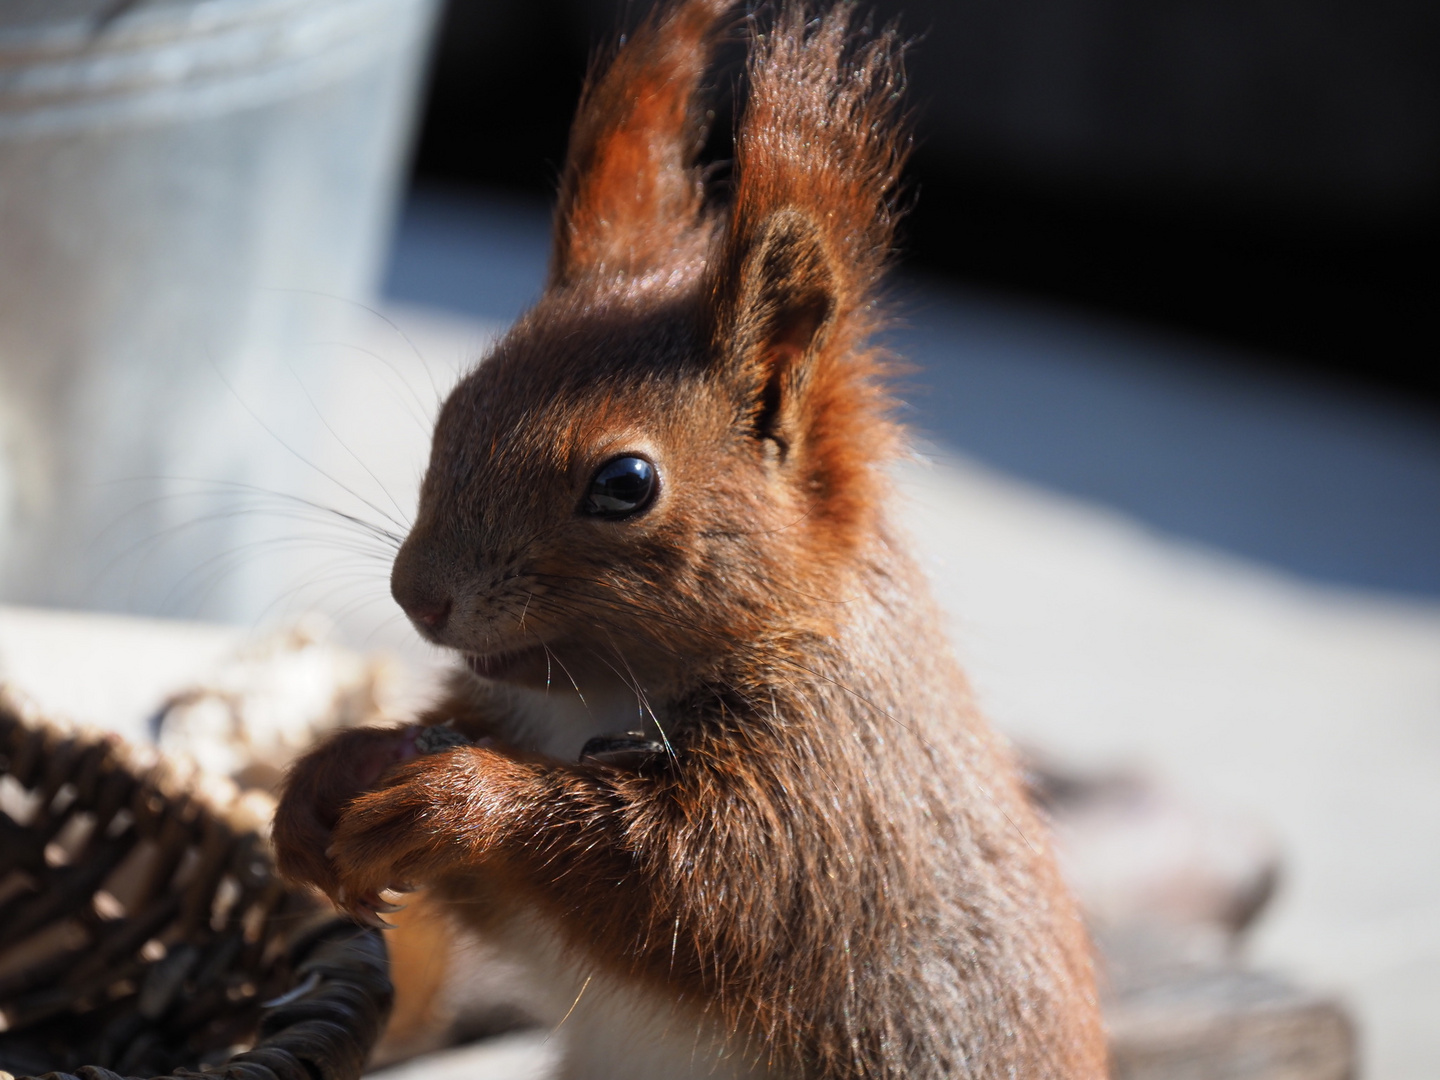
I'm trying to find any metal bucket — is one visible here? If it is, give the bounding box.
[0,0,439,621]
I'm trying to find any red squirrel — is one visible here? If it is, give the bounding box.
[273,1,1107,1075]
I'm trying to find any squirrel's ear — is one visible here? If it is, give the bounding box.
[713,208,837,452]
[707,5,909,456]
[549,0,733,288]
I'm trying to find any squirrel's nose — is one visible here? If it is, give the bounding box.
[404,595,452,631]
[391,538,454,633]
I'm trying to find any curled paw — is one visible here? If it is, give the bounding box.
[272,724,422,898]
[326,747,493,925]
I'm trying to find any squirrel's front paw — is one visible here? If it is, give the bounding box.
[273,724,421,900]
[327,746,492,926]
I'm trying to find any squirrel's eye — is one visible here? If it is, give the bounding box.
[583,456,657,519]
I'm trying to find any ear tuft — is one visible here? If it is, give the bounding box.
[549,0,737,288]
[745,210,835,364]
[707,4,909,458]
[730,210,836,447]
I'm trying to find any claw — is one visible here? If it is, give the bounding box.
[579,734,668,769]
[348,903,396,930]
[333,886,399,928]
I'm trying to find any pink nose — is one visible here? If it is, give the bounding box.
[404,596,452,631]
[391,535,454,633]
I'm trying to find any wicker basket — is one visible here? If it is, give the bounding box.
[0,699,392,1080]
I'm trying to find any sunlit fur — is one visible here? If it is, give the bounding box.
[274,2,1107,1076]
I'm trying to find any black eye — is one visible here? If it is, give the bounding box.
[583,456,657,519]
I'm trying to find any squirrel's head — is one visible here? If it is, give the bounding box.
[391,0,908,696]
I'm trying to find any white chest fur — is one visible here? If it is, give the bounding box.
[470,912,772,1080]
[487,675,658,763]
[457,680,757,1076]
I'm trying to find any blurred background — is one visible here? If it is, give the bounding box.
[0,1,1437,1078]
[397,0,1440,597]
[418,0,1440,398]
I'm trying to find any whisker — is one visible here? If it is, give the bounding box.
[543,645,587,708]
[261,286,449,413]
[206,356,410,531]
[250,569,394,629]
[357,611,413,650]
[101,475,406,545]
[157,542,388,615]
[278,354,412,526]
[303,339,439,435]
[94,521,390,613]
[595,637,675,759]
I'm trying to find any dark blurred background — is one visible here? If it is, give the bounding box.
[383,0,1440,597]
[408,0,1439,396]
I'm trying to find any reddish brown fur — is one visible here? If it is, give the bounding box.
[275,3,1107,1076]
[550,0,732,288]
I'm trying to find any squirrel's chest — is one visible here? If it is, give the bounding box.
[476,910,773,1080]
[493,678,653,763]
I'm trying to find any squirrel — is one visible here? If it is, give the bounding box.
[272,1,1107,1076]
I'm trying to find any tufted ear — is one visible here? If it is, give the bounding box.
[549,0,736,289]
[707,4,909,458]
[715,209,838,453]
